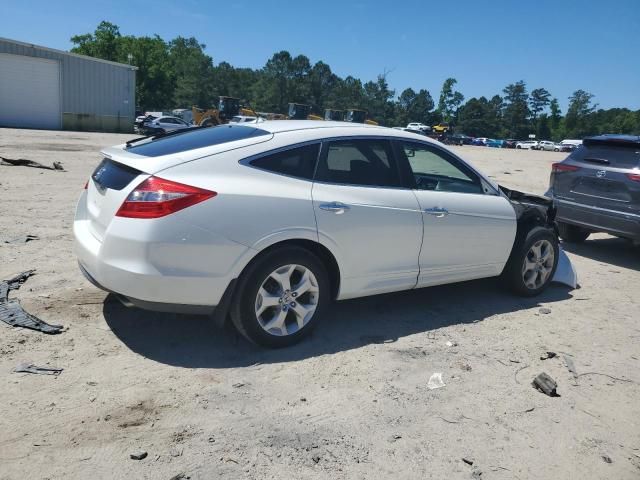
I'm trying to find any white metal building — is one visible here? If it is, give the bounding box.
[0,37,136,132]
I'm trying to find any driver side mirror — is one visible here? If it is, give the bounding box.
[405,149,415,158]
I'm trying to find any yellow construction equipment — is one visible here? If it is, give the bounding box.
[192,96,243,127]
[324,109,344,121]
[345,109,379,125]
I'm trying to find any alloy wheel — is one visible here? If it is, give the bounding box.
[521,240,555,289]
[254,264,319,336]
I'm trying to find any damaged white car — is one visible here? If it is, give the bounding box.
[74,121,576,347]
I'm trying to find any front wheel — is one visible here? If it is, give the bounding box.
[502,226,559,297]
[230,247,329,348]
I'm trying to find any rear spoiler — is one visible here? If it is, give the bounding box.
[583,135,640,148]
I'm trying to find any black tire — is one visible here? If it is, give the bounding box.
[516,145,521,149]
[230,247,330,348]
[557,222,590,243]
[502,226,559,297]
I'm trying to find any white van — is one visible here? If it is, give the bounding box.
[560,139,582,147]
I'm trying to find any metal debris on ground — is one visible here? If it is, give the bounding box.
[538,307,552,315]
[0,156,65,171]
[0,270,63,334]
[3,234,39,244]
[540,351,557,360]
[532,372,559,397]
[427,372,446,390]
[462,457,474,466]
[130,451,148,460]
[13,363,63,376]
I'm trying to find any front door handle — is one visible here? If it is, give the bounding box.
[319,202,350,214]
[424,207,449,218]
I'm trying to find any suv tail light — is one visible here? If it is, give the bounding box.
[552,163,580,173]
[116,176,216,219]
[627,173,640,182]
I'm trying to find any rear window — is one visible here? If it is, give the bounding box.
[126,125,270,157]
[92,159,141,190]
[571,143,640,169]
[250,144,320,180]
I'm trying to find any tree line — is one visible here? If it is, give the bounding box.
[72,22,640,141]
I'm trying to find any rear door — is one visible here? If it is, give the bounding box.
[395,140,516,287]
[312,138,423,298]
[553,139,640,215]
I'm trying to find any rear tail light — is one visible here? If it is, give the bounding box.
[116,176,216,219]
[627,173,640,182]
[552,163,580,172]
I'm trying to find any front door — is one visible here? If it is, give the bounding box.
[312,138,423,299]
[395,140,517,287]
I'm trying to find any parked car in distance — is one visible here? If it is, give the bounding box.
[143,116,191,134]
[406,122,431,132]
[560,139,582,148]
[75,121,563,347]
[504,139,517,149]
[486,139,504,148]
[554,143,574,152]
[538,140,556,151]
[472,137,488,146]
[444,133,473,146]
[516,140,539,150]
[547,134,640,244]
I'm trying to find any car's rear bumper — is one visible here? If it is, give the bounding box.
[554,198,640,240]
[73,192,253,312]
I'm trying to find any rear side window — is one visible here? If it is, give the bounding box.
[126,125,270,157]
[315,139,401,187]
[250,144,320,180]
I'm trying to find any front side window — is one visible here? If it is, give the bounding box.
[315,139,401,187]
[399,142,484,194]
[250,144,320,180]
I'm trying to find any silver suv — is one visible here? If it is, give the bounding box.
[547,135,640,243]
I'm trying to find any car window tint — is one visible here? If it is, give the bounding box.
[250,144,320,180]
[400,142,483,194]
[126,125,271,157]
[316,139,400,187]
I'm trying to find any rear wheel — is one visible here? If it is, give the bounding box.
[230,247,329,348]
[557,222,590,243]
[502,226,559,297]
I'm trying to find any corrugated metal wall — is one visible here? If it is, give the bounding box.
[0,38,136,132]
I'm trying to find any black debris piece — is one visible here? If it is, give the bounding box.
[130,451,148,460]
[462,457,474,466]
[540,351,557,360]
[0,156,65,171]
[3,235,40,244]
[532,372,560,397]
[0,270,63,334]
[13,363,63,376]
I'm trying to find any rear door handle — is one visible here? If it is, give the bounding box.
[424,207,449,217]
[319,202,350,214]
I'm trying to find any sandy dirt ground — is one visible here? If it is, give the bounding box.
[1,128,639,480]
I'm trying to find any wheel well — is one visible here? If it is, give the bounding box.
[251,239,341,300]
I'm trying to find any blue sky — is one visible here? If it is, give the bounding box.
[3,0,639,111]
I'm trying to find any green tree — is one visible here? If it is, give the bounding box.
[565,89,596,137]
[437,78,464,123]
[529,88,551,122]
[168,37,215,108]
[458,96,501,137]
[71,21,121,61]
[502,81,530,138]
[395,88,434,126]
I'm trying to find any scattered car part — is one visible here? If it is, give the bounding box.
[551,248,578,288]
[532,372,559,397]
[0,271,63,334]
[13,362,63,376]
[540,351,557,360]
[427,373,446,390]
[3,234,39,244]
[0,156,64,171]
